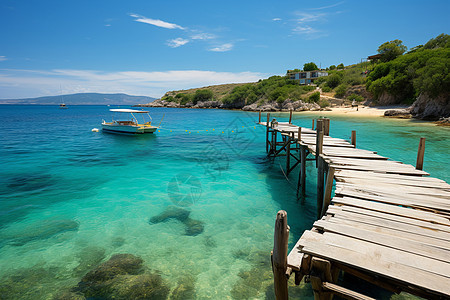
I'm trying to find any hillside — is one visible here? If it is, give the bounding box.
[0,93,156,105]
[163,83,250,101]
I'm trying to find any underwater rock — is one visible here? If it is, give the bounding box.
[107,274,170,300]
[170,275,196,300]
[149,206,191,224]
[73,246,106,277]
[52,290,86,300]
[6,173,54,192]
[77,253,144,296]
[183,218,204,236]
[203,235,217,248]
[111,236,126,248]
[0,266,61,300]
[1,219,79,247]
[149,206,204,236]
[74,253,170,299]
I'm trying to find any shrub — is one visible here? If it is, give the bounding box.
[193,89,214,104]
[302,85,315,92]
[347,93,364,102]
[318,98,330,108]
[334,84,348,98]
[176,93,193,105]
[162,95,175,102]
[326,74,342,88]
[321,86,331,93]
[308,91,320,103]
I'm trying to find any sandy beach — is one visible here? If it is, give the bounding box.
[298,105,407,118]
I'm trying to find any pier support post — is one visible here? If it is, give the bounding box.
[259,110,261,123]
[317,156,325,219]
[316,119,324,166]
[351,130,356,147]
[272,210,289,300]
[286,134,291,173]
[321,166,335,218]
[266,113,271,153]
[298,127,302,141]
[297,145,307,197]
[289,109,293,124]
[312,119,315,130]
[416,137,426,170]
[324,118,330,136]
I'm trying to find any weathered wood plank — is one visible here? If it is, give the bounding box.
[330,163,430,176]
[327,207,450,243]
[324,210,450,250]
[298,231,450,295]
[313,219,450,262]
[334,169,448,186]
[335,179,450,197]
[335,183,450,212]
[331,196,450,226]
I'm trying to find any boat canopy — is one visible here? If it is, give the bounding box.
[109,109,149,113]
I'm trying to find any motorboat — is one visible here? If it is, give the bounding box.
[59,103,68,109]
[101,109,159,134]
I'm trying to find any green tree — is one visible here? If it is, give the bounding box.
[334,84,348,98]
[329,65,336,70]
[326,74,342,88]
[193,89,214,104]
[303,62,318,71]
[308,91,320,103]
[377,39,407,62]
[337,63,345,69]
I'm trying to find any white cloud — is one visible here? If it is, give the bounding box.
[295,12,326,23]
[309,1,345,10]
[190,32,216,40]
[167,38,189,48]
[272,18,282,21]
[293,25,319,35]
[209,43,233,52]
[0,69,266,99]
[130,13,185,30]
[0,56,7,61]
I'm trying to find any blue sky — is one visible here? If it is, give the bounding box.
[0,0,448,99]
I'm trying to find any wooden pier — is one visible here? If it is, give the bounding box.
[259,112,450,299]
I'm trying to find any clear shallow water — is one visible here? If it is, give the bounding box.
[0,105,448,299]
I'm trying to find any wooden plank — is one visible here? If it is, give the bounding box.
[334,169,448,186]
[313,219,450,263]
[335,179,450,197]
[287,239,303,271]
[334,175,449,190]
[335,183,450,212]
[331,196,450,226]
[327,207,450,243]
[298,231,450,295]
[330,164,430,176]
[322,282,376,300]
[324,210,450,250]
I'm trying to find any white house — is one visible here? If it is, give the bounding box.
[287,70,328,85]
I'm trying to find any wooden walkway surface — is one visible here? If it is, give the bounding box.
[259,119,450,299]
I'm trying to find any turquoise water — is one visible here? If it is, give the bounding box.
[0,105,448,299]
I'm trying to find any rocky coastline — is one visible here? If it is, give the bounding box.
[383,93,450,125]
[135,98,323,112]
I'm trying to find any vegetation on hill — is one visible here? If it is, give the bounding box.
[158,34,448,110]
[162,77,318,108]
[366,34,449,103]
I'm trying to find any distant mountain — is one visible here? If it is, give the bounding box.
[0,93,156,105]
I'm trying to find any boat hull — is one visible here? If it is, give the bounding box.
[101,123,157,134]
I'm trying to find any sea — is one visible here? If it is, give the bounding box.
[0,105,448,299]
